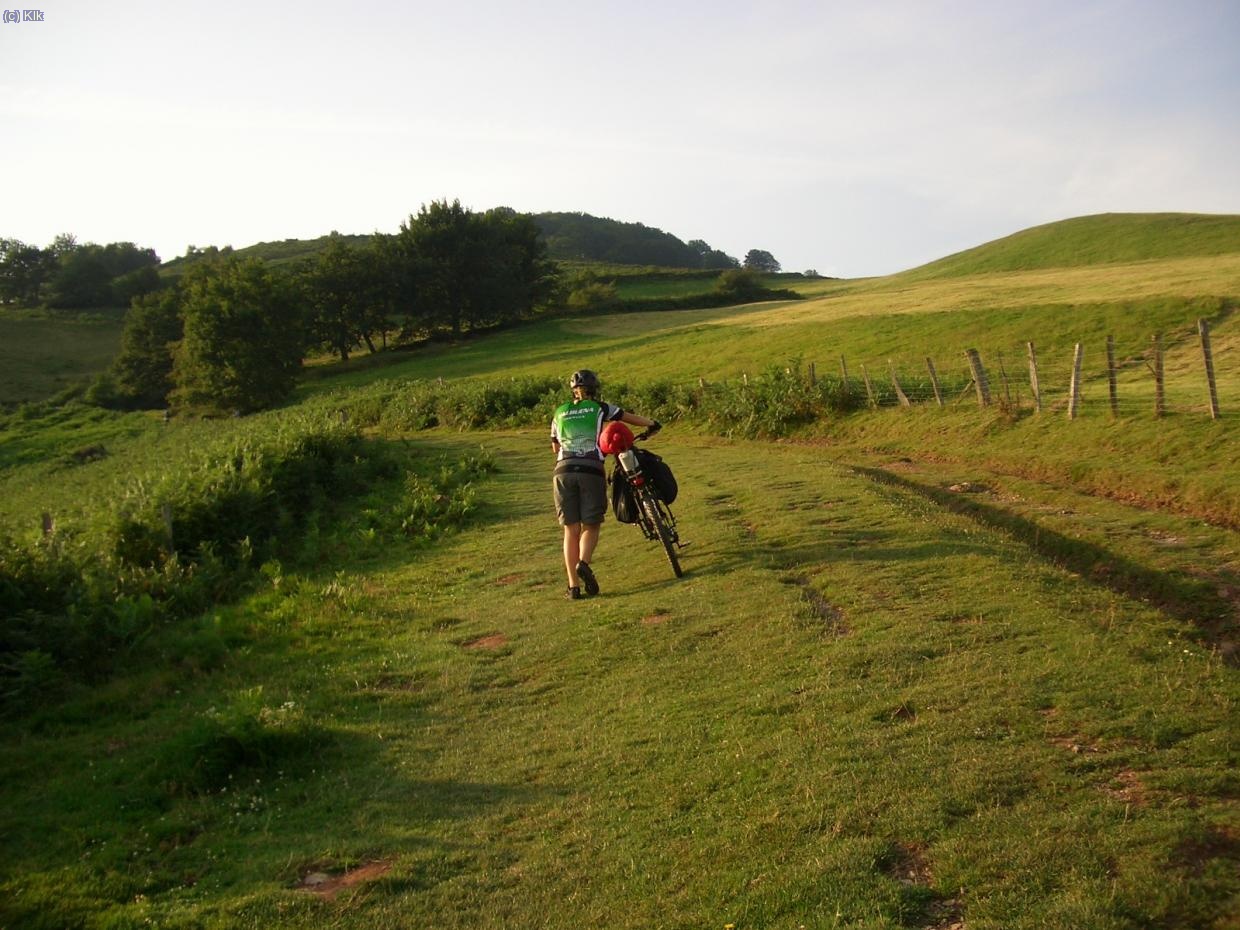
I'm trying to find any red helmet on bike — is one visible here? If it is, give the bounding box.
[599,421,634,455]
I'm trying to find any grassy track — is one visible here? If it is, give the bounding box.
[2,431,1235,928]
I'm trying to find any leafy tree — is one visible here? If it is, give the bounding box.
[47,240,161,308]
[743,249,781,273]
[170,256,304,414]
[689,238,740,270]
[304,235,376,361]
[395,201,559,337]
[535,213,737,268]
[714,267,768,301]
[110,287,184,408]
[0,238,55,305]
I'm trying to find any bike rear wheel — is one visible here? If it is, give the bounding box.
[637,486,682,578]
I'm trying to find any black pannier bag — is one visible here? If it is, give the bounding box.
[636,448,678,505]
[610,468,639,523]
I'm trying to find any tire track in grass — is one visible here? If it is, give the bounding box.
[852,464,1238,660]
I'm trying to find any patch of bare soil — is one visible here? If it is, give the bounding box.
[494,573,524,586]
[642,609,672,626]
[883,844,965,929]
[1101,769,1150,807]
[464,633,508,650]
[299,860,392,899]
[790,576,849,635]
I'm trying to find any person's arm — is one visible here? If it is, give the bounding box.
[620,412,661,431]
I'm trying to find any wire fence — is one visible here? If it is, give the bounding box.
[792,317,1235,420]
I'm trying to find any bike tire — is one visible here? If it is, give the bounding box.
[638,486,682,578]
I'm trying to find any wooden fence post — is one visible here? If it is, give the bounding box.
[1068,343,1084,420]
[1106,335,1119,418]
[1026,341,1042,413]
[698,376,705,389]
[41,512,54,539]
[1199,318,1221,419]
[742,372,749,387]
[808,362,816,386]
[926,357,943,407]
[965,349,991,408]
[1152,333,1164,418]
[889,362,911,407]
[840,356,851,397]
[861,364,877,409]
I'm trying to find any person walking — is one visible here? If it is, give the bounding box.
[551,369,659,599]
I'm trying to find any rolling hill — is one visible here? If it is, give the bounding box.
[898,212,1240,279]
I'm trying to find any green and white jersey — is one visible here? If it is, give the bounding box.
[550,399,623,461]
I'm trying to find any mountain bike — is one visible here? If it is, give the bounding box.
[611,430,684,578]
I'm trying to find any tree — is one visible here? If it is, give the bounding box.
[170,256,304,414]
[110,287,183,408]
[714,268,768,301]
[743,249,781,273]
[689,238,740,270]
[0,239,53,305]
[304,235,375,361]
[47,240,161,308]
[394,201,559,337]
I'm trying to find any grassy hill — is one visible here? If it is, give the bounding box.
[1,213,1237,928]
[900,212,1240,279]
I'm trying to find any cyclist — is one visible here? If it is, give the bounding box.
[551,369,660,600]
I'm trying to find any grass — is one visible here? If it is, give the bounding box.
[1,432,1235,928]
[2,213,1238,926]
[899,213,1240,279]
[0,309,127,405]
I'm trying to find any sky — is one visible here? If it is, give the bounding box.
[2,0,1238,277]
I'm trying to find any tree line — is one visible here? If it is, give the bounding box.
[5,201,790,415]
[0,234,161,309]
[100,201,558,414]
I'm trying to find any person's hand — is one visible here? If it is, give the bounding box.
[647,419,662,435]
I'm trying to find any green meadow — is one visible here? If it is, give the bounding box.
[1,214,1237,929]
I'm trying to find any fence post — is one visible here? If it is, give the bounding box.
[1068,343,1084,420]
[1199,318,1221,419]
[889,362,911,407]
[698,376,705,389]
[965,349,991,408]
[861,364,877,409]
[1106,335,1119,418]
[926,357,943,407]
[1026,341,1042,413]
[1152,333,1164,418]
[742,372,749,387]
[808,362,816,386]
[41,512,54,539]
[840,356,851,397]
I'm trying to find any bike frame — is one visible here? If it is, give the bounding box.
[612,439,683,577]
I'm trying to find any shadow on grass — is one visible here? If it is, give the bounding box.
[853,465,1237,659]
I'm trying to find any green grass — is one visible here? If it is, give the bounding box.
[1,433,1235,928]
[0,309,127,405]
[901,213,1240,279]
[2,213,1238,927]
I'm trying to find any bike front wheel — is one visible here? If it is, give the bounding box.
[637,486,682,578]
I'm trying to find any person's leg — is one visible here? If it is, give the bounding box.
[563,523,582,588]
[579,524,600,565]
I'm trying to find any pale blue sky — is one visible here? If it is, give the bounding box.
[2,0,1238,276]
